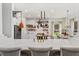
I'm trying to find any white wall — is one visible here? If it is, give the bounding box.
[0,3,2,34]
[2,3,12,38]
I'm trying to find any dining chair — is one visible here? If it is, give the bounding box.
[0,47,21,56]
[29,47,52,56]
[60,47,79,56]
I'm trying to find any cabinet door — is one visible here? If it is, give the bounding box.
[74,21,78,34]
[14,25,21,39]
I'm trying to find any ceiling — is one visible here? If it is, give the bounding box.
[13,3,79,18]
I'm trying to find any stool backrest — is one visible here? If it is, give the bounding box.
[0,48,21,56]
[29,47,52,56]
[60,48,79,56]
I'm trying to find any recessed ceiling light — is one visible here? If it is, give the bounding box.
[25,9,28,13]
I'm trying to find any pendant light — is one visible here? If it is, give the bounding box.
[44,11,45,19]
[66,10,70,36]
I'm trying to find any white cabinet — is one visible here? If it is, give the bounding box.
[2,3,12,38]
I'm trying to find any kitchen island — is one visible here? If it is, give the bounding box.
[0,37,79,51]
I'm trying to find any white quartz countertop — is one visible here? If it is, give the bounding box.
[0,34,79,50]
[0,38,79,50]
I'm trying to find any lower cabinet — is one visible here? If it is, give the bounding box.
[21,50,60,56]
[21,50,31,56]
[50,50,60,56]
